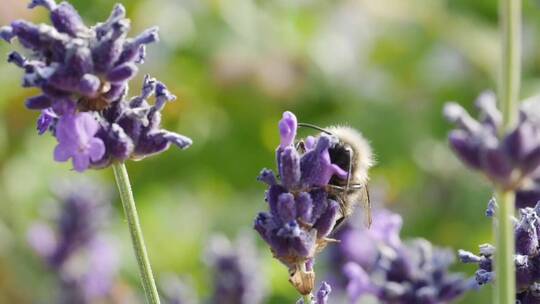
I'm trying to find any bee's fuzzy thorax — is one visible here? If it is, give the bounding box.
[326,125,374,185]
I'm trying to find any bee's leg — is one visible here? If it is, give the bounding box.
[345,147,353,193]
[364,184,372,228]
[326,184,364,192]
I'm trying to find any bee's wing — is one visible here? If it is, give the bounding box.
[360,184,372,228]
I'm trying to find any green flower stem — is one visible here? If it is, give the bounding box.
[499,0,521,132]
[496,0,521,303]
[112,163,161,304]
[495,190,515,304]
[302,293,312,304]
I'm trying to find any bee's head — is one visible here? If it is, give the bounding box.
[328,141,352,185]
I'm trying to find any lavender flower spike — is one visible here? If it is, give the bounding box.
[0,1,192,172]
[254,111,354,296]
[444,92,540,194]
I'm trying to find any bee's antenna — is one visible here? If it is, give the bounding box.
[297,123,333,135]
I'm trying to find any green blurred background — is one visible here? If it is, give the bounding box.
[1,0,540,303]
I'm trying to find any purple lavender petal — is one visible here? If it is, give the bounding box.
[343,262,374,303]
[277,193,296,223]
[25,95,52,110]
[515,209,539,256]
[7,51,25,67]
[448,130,482,169]
[313,199,339,238]
[117,27,159,64]
[486,197,497,217]
[78,74,100,97]
[0,26,15,42]
[161,131,193,150]
[50,2,86,36]
[257,169,277,186]
[53,113,103,172]
[28,0,57,10]
[106,62,138,83]
[10,20,44,50]
[480,146,513,182]
[37,109,56,134]
[315,282,332,304]
[278,146,301,189]
[296,192,313,223]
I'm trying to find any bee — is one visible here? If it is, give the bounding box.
[297,123,374,228]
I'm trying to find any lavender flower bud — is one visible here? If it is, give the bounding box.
[48,2,87,36]
[296,282,332,304]
[279,111,297,148]
[486,198,497,217]
[25,94,52,109]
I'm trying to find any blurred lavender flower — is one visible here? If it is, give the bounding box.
[205,233,266,304]
[160,274,199,304]
[254,111,348,295]
[328,209,472,304]
[296,282,332,304]
[460,201,540,303]
[27,180,119,304]
[0,0,191,171]
[444,92,540,197]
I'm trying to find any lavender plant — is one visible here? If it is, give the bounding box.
[443,0,523,301]
[254,111,354,302]
[327,209,471,304]
[0,1,192,302]
[444,94,540,303]
[27,181,119,304]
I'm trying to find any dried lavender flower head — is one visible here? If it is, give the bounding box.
[27,179,119,303]
[460,201,540,303]
[1,0,192,172]
[254,111,370,295]
[205,233,266,304]
[444,92,540,194]
[327,209,472,304]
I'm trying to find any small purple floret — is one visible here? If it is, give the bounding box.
[53,113,105,172]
